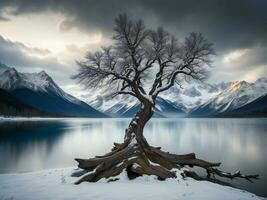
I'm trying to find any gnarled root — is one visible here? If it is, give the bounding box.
[74,139,259,184]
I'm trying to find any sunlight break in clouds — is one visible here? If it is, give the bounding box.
[223,49,249,64]
[0,12,102,53]
[219,46,267,82]
[0,10,107,95]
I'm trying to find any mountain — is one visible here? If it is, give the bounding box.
[154,97,186,117]
[88,94,139,117]
[0,88,54,117]
[0,63,106,117]
[81,80,228,117]
[83,92,185,118]
[223,94,267,117]
[108,97,185,118]
[162,81,230,111]
[3,63,264,118]
[190,77,267,117]
[75,74,267,118]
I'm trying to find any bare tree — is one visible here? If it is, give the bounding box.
[73,14,258,183]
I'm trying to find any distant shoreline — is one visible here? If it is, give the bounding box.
[1,116,266,122]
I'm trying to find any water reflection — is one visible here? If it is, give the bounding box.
[0,121,69,172]
[0,118,266,196]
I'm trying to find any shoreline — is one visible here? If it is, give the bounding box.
[0,167,265,200]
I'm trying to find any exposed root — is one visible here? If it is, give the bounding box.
[208,168,259,182]
[74,139,259,184]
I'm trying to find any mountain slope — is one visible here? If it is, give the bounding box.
[0,88,53,117]
[154,97,185,117]
[81,80,229,117]
[86,95,185,118]
[162,82,230,111]
[222,94,267,117]
[106,98,184,118]
[0,63,106,117]
[190,77,267,117]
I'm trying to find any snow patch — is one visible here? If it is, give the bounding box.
[0,167,263,200]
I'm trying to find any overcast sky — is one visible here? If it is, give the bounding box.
[0,0,266,97]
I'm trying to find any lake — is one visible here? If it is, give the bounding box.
[0,118,266,197]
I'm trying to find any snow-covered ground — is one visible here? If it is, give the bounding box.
[0,167,264,200]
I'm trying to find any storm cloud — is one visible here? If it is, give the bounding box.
[0,0,267,84]
[0,35,72,85]
[1,0,267,51]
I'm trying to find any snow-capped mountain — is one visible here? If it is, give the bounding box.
[2,62,264,118]
[83,93,185,118]
[190,77,267,116]
[0,63,106,117]
[81,76,266,118]
[162,81,230,111]
[86,93,138,117]
[227,94,267,117]
[80,80,229,117]
[0,63,79,103]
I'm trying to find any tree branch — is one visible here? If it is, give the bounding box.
[74,15,214,106]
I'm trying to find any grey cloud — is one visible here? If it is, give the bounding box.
[12,40,52,56]
[140,0,267,51]
[208,46,267,82]
[0,35,74,86]
[0,15,9,21]
[224,47,267,72]
[1,0,267,51]
[0,0,267,82]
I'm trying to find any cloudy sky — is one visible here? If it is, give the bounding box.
[0,0,266,97]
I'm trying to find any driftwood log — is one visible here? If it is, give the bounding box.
[74,102,259,184]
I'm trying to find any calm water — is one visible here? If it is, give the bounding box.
[0,118,266,197]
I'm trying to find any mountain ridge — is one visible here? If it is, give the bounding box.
[1,62,266,118]
[0,63,107,118]
[81,76,266,118]
[189,77,267,117]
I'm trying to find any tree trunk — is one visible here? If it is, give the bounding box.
[74,100,259,184]
[124,100,153,148]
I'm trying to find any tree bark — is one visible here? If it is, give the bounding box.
[124,100,153,147]
[74,101,259,184]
